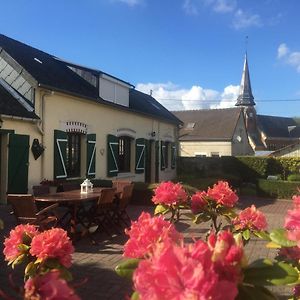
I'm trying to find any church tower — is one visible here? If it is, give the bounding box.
[235,53,257,135]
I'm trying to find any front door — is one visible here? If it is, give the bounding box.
[7,134,30,193]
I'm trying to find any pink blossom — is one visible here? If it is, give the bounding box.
[284,208,300,244]
[279,246,300,262]
[191,191,208,214]
[293,285,300,298]
[124,212,182,258]
[30,228,74,268]
[207,181,238,207]
[208,231,244,283]
[24,270,80,300]
[232,205,267,231]
[3,224,39,261]
[152,181,188,206]
[292,195,300,209]
[133,240,238,300]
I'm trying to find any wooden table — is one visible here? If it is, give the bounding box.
[35,188,111,239]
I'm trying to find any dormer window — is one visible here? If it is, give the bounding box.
[186,122,195,130]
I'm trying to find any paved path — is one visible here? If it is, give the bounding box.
[0,197,294,299]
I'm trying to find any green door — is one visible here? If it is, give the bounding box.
[8,134,30,194]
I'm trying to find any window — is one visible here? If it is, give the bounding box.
[186,122,195,130]
[211,152,220,157]
[119,136,131,172]
[66,133,81,177]
[165,142,170,168]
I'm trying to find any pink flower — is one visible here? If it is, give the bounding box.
[292,195,300,209]
[24,270,80,300]
[124,212,182,258]
[3,224,39,261]
[207,181,238,207]
[208,231,245,283]
[152,181,188,206]
[30,228,74,268]
[279,246,300,262]
[232,205,267,231]
[284,208,300,244]
[133,240,238,300]
[191,191,208,214]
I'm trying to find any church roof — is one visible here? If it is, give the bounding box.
[172,108,243,141]
[235,54,255,107]
[257,115,299,138]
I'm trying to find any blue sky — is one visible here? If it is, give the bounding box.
[1,0,300,117]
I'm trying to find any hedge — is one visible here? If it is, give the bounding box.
[257,179,300,199]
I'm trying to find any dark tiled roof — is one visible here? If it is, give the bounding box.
[0,34,98,99]
[0,83,39,119]
[0,34,180,125]
[257,115,298,138]
[173,108,242,141]
[129,89,182,124]
[289,126,300,138]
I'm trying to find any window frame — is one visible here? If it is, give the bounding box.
[66,132,81,178]
[118,136,132,173]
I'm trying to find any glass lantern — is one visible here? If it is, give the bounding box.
[80,178,93,194]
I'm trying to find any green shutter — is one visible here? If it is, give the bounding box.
[87,134,96,178]
[107,134,119,177]
[54,130,67,179]
[171,143,176,169]
[135,138,145,174]
[160,141,166,170]
[8,134,29,194]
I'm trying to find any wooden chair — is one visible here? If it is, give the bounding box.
[78,188,118,236]
[113,183,134,227]
[7,194,58,230]
[112,180,132,194]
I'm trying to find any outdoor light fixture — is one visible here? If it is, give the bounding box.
[80,178,93,194]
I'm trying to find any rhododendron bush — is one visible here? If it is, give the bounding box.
[116,181,300,300]
[2,225,80,299]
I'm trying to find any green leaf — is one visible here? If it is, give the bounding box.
[25,262,36,277]
[12,254,26,269]
[254,231,271,241]
[218,207,237,219]
[154,204,169,215]
[244,259,299,286]
[59,268,73,282]
[237,284,277,300]
[242,229,251,241]
[17,243,30,252]
[131,291,140,300]
[269,229,297,247]
[115,259,140,280]
[182,212,195,219]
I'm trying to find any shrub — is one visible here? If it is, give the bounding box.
[287,174,300,182]
[257,179,300,199]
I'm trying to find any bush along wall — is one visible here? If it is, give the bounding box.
[257,179,300,199]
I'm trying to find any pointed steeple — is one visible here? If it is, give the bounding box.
[236,53,255,106]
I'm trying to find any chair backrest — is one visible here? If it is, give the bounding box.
[112,180,132,194]
[119,183,134,209]
[32,185,50,196]
[7,194,37,223]
[98,188,116,205]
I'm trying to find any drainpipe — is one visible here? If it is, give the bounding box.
[37,90,54,180]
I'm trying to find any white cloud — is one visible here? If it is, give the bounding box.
[183,0,199,15]
[277,43,289,58]
[232,9,262,29]
[113,0,142,7]
[136,82,240,111]
[277,43,300,73]
[213,0,236,13]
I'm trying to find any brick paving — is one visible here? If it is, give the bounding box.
[0,197,294,299]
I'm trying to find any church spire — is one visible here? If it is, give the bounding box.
[235,53,255,106]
